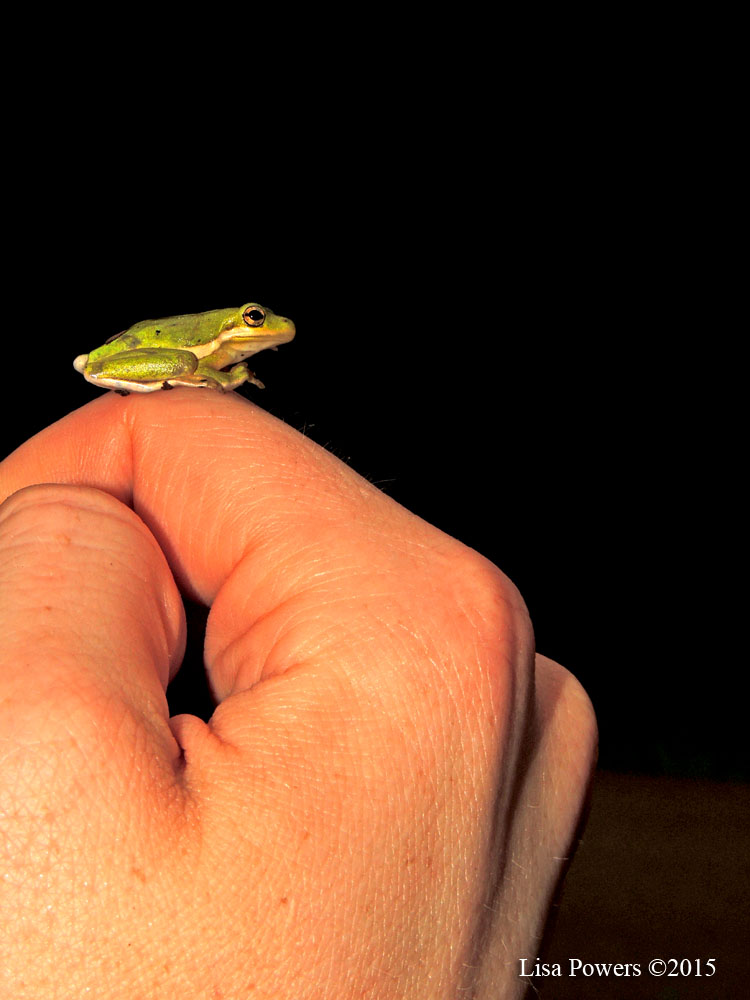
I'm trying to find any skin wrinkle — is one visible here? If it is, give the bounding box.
[210,598,312,697]
[207,534,445,700]
[205,541,341,674]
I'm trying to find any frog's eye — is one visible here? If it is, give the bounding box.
[243,306,266,327]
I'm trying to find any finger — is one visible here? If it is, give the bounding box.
[532,653,598,832]
[0,393,508,700]
[526,654,598,937]
[1,392,415,603]
[0,483,185,762]
[473,655,597,993]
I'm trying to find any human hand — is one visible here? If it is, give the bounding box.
[0,392,596,999]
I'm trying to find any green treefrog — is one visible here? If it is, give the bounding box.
[74,303,295,393]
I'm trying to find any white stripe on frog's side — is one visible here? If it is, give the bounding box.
[188,333,281,360]
[188,336,226,360]
[81,371,168,392]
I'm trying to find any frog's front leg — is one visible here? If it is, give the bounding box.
[185,360,265,392]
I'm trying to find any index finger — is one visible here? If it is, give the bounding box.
[1,393,517,701]
[1,392,421,601]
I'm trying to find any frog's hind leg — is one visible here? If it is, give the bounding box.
[84,347,201,393]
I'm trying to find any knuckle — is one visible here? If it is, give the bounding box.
[447,545,533,648]
[417,544,536,725]
[1,484,126,535]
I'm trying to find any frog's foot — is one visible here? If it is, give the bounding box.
[191,363,265,392]
[164,374,223,390]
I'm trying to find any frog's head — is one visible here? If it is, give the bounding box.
[221,303,296,353]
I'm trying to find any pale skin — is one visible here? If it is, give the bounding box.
[0,392,596,999]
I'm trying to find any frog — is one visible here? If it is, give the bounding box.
[73,302,295,393]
